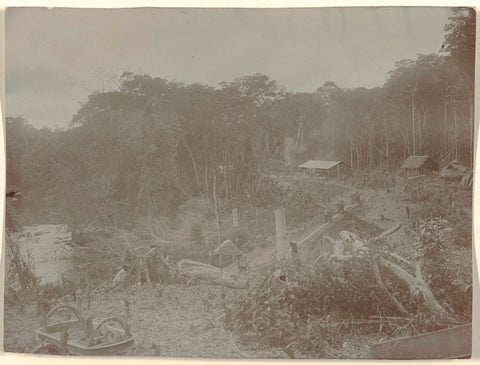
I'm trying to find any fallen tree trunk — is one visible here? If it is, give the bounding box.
[332,223,461,323]
[177,259,247,289]
[372,257,409,315]
[379,258,458,323]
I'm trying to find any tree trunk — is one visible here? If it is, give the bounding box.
[292,123,303,168]
[177,259,246,288]
[469,102,474,168]
[444,101,448,153]
[454,108,458,160]
[213,174,222,246]
[350,128,354,168]
[422,110,426,156]
[181,135,202,195]
[384,121,389,168]
[412,86,416,156]
[417,108,422,156]
[372,258,409,315]
[356,144,360,170]
[379,259,457,322]
[398,125,411,157]
[204,165,209,199]
[368,128,374,170]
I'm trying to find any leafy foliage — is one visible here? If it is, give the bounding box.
[226,258,404,357]
[416,219,472,320]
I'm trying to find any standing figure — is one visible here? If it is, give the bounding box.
[237,252,249,277]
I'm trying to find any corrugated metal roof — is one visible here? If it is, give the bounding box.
[401,156,436,169]
[439,161,469,178]
[213,239,242,256]
[299,160,342,170]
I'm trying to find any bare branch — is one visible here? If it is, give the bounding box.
[388,252,416,270]
[373,224,403,242]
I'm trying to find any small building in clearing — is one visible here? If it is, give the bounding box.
[439,160,469,180]
[401,156,438,176]
[299,160,351,181]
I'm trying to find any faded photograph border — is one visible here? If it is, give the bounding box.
[1,1,479,364]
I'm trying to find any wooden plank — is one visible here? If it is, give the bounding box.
[292,214,345,245]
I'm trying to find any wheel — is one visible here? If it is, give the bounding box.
[32,343,62,355]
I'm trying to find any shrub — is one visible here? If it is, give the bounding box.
[226,257,403,357]
[416,219,472,320]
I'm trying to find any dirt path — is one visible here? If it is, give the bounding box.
[4,283,286,358]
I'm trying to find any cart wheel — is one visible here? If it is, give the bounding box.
[33,343,62,355]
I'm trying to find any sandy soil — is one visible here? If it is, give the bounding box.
[4,283,287,358]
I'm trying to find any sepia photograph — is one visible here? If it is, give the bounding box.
[2,5,476,359]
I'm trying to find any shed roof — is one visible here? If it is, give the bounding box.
[213,239,242,257]
[299,160,344,170]
[439,160,469,178]
[401,156,437,169]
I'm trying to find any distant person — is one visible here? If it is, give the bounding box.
[336,199,345,213]
[237,252,249,277]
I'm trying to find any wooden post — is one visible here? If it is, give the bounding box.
[76,288,83,312]
[232,208,238,228]
[275,207,290,260]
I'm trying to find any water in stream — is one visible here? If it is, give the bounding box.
[11,224,72,285]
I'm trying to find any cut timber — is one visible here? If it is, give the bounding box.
[379,259,458,322]
[336,224,460,323]
[294,221,334,246]
[177,259,247,289]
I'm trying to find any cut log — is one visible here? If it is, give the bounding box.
[330,225,460,323]
[177,259,247,289]
[372,258,409,315]
[379,259,458,322]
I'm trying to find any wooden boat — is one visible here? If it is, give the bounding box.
[368,323,472,359]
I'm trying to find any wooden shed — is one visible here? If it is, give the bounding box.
[299,160,351,182]
[439,160,469,180]
[401,156,438,176]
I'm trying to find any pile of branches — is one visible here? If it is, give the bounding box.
[68,219,185,294]
[226,223,470,358]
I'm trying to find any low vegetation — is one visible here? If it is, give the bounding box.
[4,8,474,358]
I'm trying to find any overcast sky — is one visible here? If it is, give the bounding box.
[6,7,453,129]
